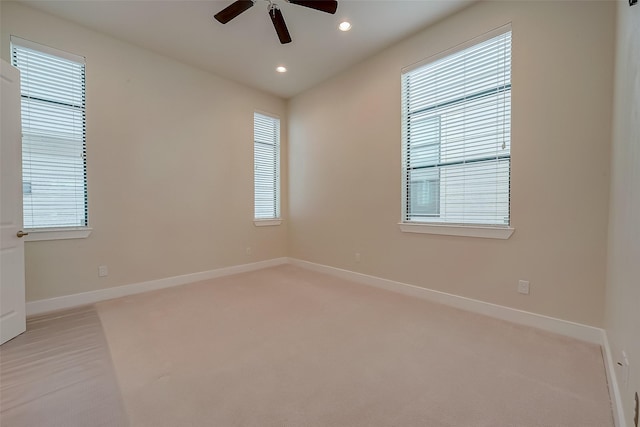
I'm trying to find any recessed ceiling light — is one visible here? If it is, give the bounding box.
[338,21,352,32]
[276,66,287,73]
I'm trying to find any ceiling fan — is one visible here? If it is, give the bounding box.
[214,0,338,44]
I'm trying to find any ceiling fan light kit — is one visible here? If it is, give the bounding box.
[214,0,338,44]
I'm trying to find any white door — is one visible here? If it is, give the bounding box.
[0,59,26,345]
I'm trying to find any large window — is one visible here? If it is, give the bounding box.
[402,27,511,228]
[254,112,280,221]
[11,37,87,230]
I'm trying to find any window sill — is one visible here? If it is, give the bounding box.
[24,227,93,242]
[253,219,282,227]
[399,223,514,239]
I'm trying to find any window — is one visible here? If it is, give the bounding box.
[254,112,281,223]
[11,37,88,235]
[401,27,512,233]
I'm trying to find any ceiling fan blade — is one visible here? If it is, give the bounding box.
[214,0,255,24]
[269,7,292,44]
[287,0,337,14]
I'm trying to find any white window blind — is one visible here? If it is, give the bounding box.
[254,112,280,220]
[11,37,87,229]
[402,27,511,226]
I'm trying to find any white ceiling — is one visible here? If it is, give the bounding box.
[19,0,473,98]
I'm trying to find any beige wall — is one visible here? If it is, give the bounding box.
[288,1,615,326]
[1,0,633,414]
[1,2,288,301]
[605,1,640,423]
[0,1,620,330]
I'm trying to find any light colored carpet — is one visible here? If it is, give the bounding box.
[0,306,128,427]
[96,265,613,427]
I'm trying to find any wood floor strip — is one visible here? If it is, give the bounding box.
[0,306,128,427]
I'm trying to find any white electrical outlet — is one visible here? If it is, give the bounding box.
[355,252,361,263]
[98,265,108,277]
[246,247,252,255]
[518,280,530,295]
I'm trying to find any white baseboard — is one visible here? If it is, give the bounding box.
[25,256,624,424]
[27,256,604,343]
[26,257,288,317]
[602,330,628,427]
[291,258,627,425]
[288,258,604,345]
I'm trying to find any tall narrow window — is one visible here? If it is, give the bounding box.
[254,112,280,221]
[401,27,511,227]
[11,37,88,230]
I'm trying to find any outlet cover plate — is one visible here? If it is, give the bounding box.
[98,265,108,277]
[518,280,530,295]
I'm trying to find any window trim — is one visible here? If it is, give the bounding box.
[399,223,514,240]
[400,24,513,237]
[24,227,93,242]
[253,219,282,227]
[11,36,91,241]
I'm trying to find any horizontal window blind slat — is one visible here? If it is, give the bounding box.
[402,30,511,226]
[254,113,280,220]
[12,40,88,229]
